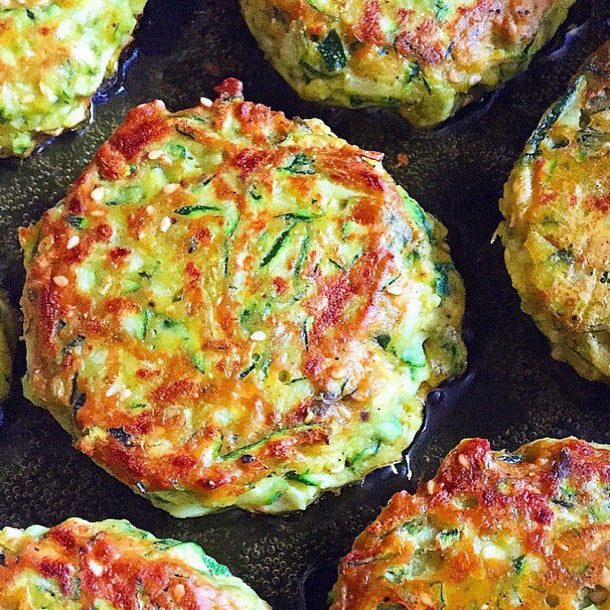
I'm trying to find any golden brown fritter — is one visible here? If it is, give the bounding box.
[499,42,610,383]
[20,79,465,516]
[0,0,147,157]
[332,437,610,609]
[240,0,574,126]
[0,518,270,609]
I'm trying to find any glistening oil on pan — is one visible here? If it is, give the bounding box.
[0,0,609,609]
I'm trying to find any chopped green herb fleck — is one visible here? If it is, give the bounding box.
[67,215,88,230]
[513,554,526,574]
[173,204,221,217]
[317,30,347,72]
[260,224,295,267]
[550,247,575,265]
[376,334,391,350]
[238,361,257,380]
[295,234,310,275]
[435,262,453,297]
[281,152,316,175]
[437,528,460,548]
[434,0,449,20]
[285,471,320,486]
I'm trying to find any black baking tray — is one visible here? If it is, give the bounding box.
[1,1,609,608]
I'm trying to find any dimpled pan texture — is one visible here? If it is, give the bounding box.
[0,1,609,608]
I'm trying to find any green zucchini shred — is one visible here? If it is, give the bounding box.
[317,30,347,72]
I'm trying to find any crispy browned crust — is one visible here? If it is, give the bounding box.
[332,438,610,609]
[240,0,574,125]
[0,518,269,608]
[20,79,465,513]
[499,42,610,383]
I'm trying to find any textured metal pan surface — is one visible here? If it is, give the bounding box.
[0,1,609,608]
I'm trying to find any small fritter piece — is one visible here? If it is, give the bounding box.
[20,79,466,516]
[0,288,17,401]
[240,0,574,127]
[499,42,610,384]
[331,437,610,610]
[0,518,270,609]
[0,0,147,157]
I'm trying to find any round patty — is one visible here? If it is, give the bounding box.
[0,518,269,609]
[20,79,466,516]
[240,0,574,127]
[499,42,610,384]
[331,437,610,609]
[0,0,147,157]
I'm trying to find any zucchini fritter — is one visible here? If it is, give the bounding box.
[0,0,147,157]
[240,0,574,127]
[20,79,466,516]
[499,42,610,384]
[0,518,270,609]
[331,437,610,610]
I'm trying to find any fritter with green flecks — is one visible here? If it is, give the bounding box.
[0,0,147,157]
[240,0,574,127]
[0,518,270,609]
[20,79,466,516]
[499,42,610,384]
[332,437,610,609]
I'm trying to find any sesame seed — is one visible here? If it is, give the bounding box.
[159,216,172,233]
[66,235,80,250]
[90,209,105,217]
[173,583,186,601]
[447,68,459,83]
[106,386,118,397]
[163,183,180,195]
[23,94,35,104]
[304,410,314,424]
[88,560,104,576]
[200,97,213,107]
[331,367,347,379]
[91,187,105,202]
[250,330,267,342]
[145,205,154,216]
[148,149,164,160]
[385,284,403,296]
[52,275,69,287]
[458,454,470,468]
[99,278,112,295]
[420,593,434,606]
[426,480,436,495]
[601,566,610,588]
[337,405,352,420]
[119,388,132,400]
